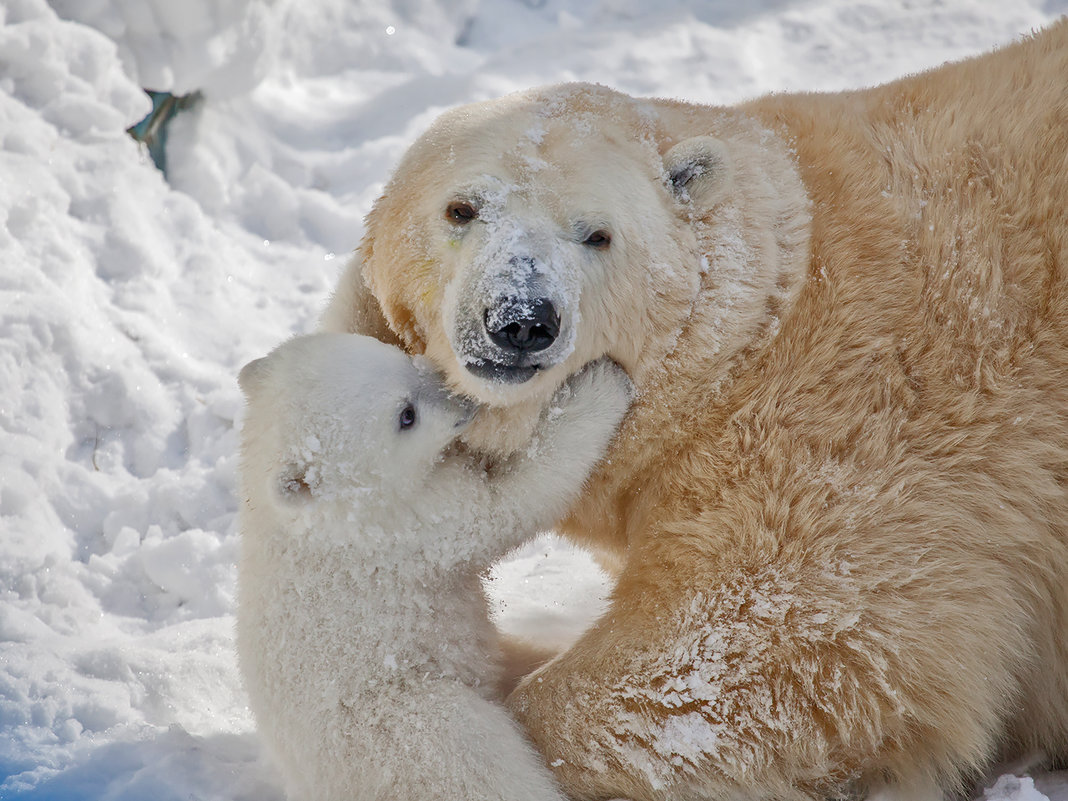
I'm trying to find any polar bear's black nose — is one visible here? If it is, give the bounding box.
[484,298,560,353]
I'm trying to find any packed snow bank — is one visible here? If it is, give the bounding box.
[2,0,1066,797]
[45,0,283,98]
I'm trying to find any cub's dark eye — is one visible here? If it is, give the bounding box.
[446,201,478,225]
[399,404,417,430]
[583,230,611,249]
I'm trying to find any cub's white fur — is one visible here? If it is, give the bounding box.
[236,333,630,800]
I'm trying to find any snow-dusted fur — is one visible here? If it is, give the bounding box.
[321,21,1068,801]
[236,333,631,801]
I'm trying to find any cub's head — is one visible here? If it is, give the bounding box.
[340,83,736,411]
[238,333,474,509]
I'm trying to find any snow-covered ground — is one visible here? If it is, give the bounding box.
[1,0,1066,797]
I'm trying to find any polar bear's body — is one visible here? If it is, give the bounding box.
[235,333,630,801]
[322,22,1068,801]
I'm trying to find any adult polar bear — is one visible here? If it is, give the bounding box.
[321,22,1068,801]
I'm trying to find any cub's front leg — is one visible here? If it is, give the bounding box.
[488,358,633,536]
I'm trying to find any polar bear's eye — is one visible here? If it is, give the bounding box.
[399,404,417,430]
[583,230,612,249]
[446,201,478,225]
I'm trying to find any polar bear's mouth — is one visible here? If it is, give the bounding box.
[465,359,541,385]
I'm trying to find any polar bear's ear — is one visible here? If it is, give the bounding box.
[238,357,269,397]
[664,136,732,206]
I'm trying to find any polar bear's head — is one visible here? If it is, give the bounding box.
[238,333,474,508]
[344,84,733,402]
[324,83,810,452]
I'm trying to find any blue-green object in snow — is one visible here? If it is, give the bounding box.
[126,90,202,176]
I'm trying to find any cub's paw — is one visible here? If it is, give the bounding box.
[553,357,634,425]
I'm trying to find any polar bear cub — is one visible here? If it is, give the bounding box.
[236,333,631,801]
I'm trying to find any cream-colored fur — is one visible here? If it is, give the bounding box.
[236,334,631,800]
[321,22,1068,801]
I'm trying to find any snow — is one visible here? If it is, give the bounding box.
[44,0,284,99]
[986,776,1055,801]
[1,0,1066,797]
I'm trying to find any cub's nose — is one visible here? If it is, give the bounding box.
[484,297,560,353]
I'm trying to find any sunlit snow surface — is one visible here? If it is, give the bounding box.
[2,0,1067,797]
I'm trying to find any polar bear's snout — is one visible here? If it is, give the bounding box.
[481,255,563,363]
[448,246,578,390]
[483,295,560,354]
[465,285,569,386]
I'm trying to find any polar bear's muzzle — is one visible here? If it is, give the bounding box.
[465,294,560,385]
[446,247,579,390]
[464,290,570,384]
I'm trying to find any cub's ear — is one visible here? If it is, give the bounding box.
[238,356,269,397]
[664,135,732,206]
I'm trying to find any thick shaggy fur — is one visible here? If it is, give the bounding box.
[321,23,1068,801]
[236,334,631,800]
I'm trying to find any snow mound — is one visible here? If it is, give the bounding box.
[46,0,284,98]
[985,775,1051,801]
